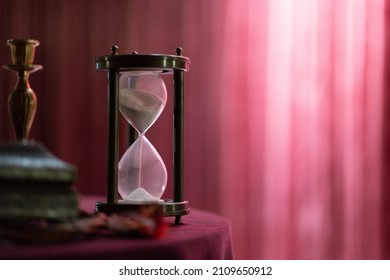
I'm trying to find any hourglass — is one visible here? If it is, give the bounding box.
[95,46,190,224]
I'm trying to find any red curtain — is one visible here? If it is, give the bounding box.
[0,0,389,259]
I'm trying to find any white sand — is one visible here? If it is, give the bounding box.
[124,187,159,202]
[119,88,164,133]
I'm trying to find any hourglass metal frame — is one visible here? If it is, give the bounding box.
[95,46,190,224]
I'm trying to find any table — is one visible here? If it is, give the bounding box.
[0,196,234,260]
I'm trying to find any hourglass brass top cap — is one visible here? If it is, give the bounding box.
[96,46,190,72]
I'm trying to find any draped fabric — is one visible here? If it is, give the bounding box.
[0,0,389,259]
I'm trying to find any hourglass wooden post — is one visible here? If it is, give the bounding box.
[173,48,185,224]
[106,46,120,205]
[95,46,190,224]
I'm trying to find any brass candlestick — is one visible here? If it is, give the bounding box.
[3,39,42,140]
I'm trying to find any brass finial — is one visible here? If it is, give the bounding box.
[111,45,119,55]
[176,47,183,56]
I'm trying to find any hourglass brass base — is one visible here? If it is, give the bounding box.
[95,200,189,225]
[161,200,190,225]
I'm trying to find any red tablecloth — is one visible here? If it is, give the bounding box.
[0,196,233,260]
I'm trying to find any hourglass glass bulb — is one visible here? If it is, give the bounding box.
[118,72,168,203]
[119,73,167,134]
[118,136,167,201]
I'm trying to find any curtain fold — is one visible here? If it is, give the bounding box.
[0,0,388,259]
